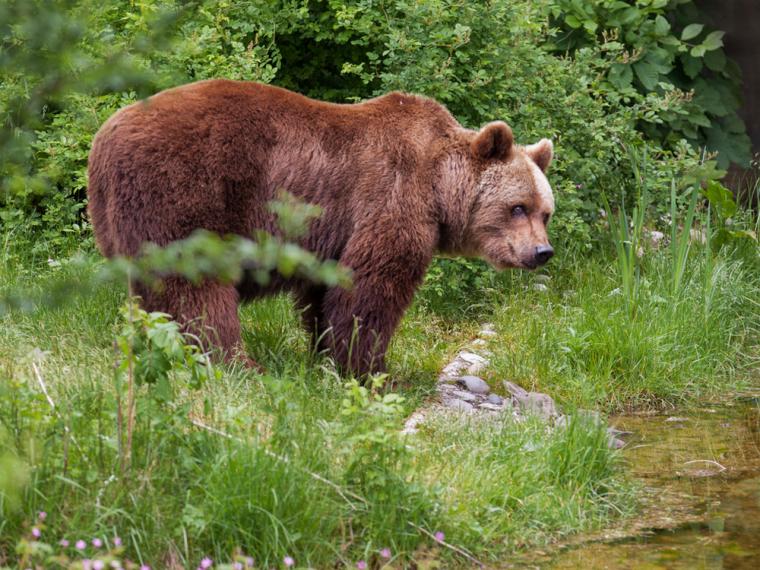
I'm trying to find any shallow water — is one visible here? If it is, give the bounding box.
[539,397,760,569]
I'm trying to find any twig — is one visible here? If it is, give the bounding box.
[126,295,136,470]
[408,522,485,567]
[32,362,56,410]
[31,360,83,462]
[189,419,368,507]
[683,459,727,471]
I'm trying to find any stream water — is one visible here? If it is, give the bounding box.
[532,396,760,569]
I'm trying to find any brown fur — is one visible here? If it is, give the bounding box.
[88,80,555,376]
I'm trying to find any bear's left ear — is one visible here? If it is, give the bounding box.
[471,121,513,161]
[525,139,553,172]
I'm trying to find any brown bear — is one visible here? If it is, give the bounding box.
[87,79,555,376]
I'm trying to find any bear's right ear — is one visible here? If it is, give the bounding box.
[471,121,513,161]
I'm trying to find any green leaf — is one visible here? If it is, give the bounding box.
[690,45,706,58]
[565,14,582,28]
[654,15,670,36]
[633,60,661,90]
[680,54,703,78]
[681,23,703,41]
[702,30,725,52]
[608,63,633,90]
[704,48,726,72]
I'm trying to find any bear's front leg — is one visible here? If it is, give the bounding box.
[323,225,435,377]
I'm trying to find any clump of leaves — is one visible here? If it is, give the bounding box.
[546,0,751,167]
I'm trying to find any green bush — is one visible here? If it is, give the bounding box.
[546,0,751,168]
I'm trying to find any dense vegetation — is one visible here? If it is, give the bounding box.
[1,1,758,568]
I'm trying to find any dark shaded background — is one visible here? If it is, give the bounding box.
[698,0,759,153]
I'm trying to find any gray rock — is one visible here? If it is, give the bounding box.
[534,274,551,284]
[478,403,504,412]
[503,381,529,400]
[445,388,479,402]
[520,392,560,420]
[445,399,474,412]
[456,375,490,394]
[533,283,548,292]
[486,394,504,406]
[458,351,490,375]
[479,323,497,337]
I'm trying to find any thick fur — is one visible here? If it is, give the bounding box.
[88,79,554,375]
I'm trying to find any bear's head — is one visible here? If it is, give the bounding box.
[436,122,555,270]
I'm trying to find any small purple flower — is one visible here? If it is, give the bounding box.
[82,560,92,570]
[380,548,391,559]
[576,183,583,189]
[59,539,70,547]
[233,564,243,570]
[357,561,367,570]
[200,557,213,569]
[76,539,87,550]
[140,566,151,570]
[93,561,105,570]
[283,556,295,567]
[92,538,103,548]
[245,557,254,567]
[434,531,445,543]
[113,536,122,547]
[38,511,47,521]
[31,527,41,539]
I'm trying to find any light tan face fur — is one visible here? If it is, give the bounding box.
[466,140,555,270]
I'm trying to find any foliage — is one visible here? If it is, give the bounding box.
[546,0,751,167]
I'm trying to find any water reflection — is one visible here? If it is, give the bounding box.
[545,399,760,569]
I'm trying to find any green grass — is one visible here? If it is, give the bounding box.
[1,232,758,568]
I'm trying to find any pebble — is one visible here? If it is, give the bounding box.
[479,323,497,337]
[504,381,529,400]
[520,392,560,420]
[486,394,504,406]
[665,416,689,423]
[533,283,548,292]
[446,388,479,402]
[445,399,474,412]
[456,375,490,394]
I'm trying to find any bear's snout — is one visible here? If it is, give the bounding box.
[534,244,554,266]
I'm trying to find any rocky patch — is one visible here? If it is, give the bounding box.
[402,323,627,449]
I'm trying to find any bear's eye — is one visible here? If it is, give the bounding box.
[543,213,550,225]
[511,205,526,217]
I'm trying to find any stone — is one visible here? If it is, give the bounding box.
[503,381,529,400]
[478,403,504,412]
[520,392,560,420]
[665,416,689,423]
[479,323,497,337]
[533,283,548,292]
[456,375,490,394]
[486,394,504,406]
[534,274,551,284]
[448,388,479,402]
[445,399,474,412]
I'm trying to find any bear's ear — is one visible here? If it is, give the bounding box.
[525,139,553,172]
[471,121,513,161]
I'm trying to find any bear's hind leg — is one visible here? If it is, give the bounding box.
[132,277,258,368]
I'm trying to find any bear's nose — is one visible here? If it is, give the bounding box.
[535,245,554,266]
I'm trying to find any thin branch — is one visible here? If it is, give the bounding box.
[683,459,727,471]
[408,522,484,567]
